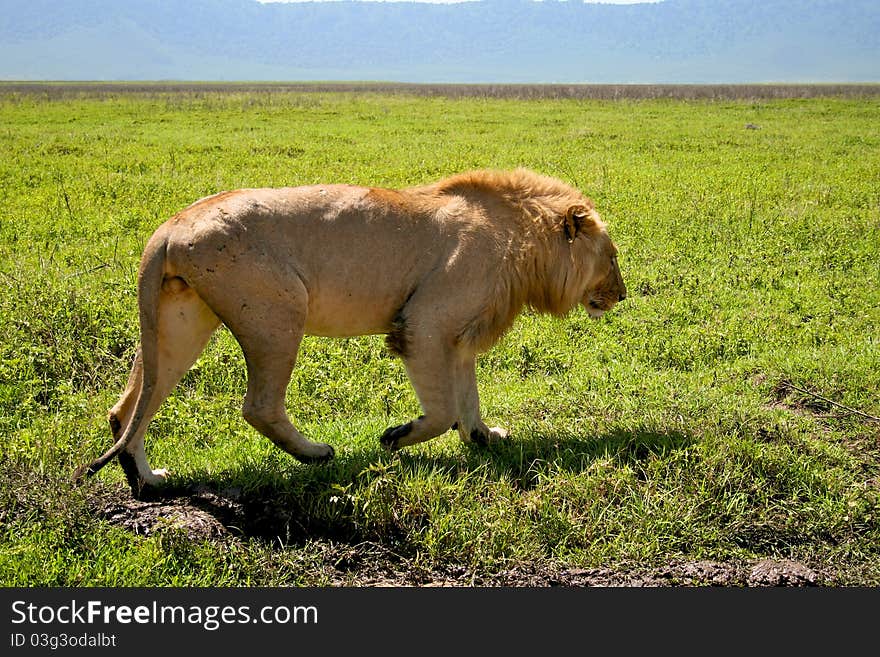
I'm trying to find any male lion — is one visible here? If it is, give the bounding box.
[75,168,626,497]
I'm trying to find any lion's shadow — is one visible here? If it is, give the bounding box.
[126,427,694,546]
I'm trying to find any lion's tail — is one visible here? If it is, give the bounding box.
[73,227,167,482]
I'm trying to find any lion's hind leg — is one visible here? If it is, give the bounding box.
[238,338,336,464]
[208,280,334,464]
[108,279,220,496]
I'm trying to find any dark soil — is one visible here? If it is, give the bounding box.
[91,484,828,587]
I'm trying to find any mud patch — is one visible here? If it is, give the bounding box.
[91,485,828,586]
[96,492,235,541]
[320,557,825,587]
[747,558,821,586]
[92,483,347,544]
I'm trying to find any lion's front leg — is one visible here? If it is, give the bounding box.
[380,336,458,451]
[379,345,508,451]
[452,354,508,447]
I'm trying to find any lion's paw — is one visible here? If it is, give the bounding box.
[468,426,510,447]
[136,467,170,488]
[380,422,412,451]
[130,470,171,500]
[296,443,335,464]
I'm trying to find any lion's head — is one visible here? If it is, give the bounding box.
[533,195,627,322]
[564,205,626,319]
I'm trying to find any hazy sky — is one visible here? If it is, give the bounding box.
[259,1,664,4]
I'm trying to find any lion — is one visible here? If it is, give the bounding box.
[74,168,626,497]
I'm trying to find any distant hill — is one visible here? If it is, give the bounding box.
[1,0,878,82]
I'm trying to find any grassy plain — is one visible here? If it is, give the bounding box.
[0,87,878,585]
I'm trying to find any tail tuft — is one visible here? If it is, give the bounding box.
[71,462,95,484]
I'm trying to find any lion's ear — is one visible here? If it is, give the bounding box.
[562,204,592,243]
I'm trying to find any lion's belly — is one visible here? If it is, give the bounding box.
[302,292,398,338]
[298,243,430,338]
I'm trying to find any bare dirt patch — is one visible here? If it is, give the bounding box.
[747,559,821,586]
[91,484,829,587]
[768,379,880,425]
[768,379,832,416]
[96,495,232,540]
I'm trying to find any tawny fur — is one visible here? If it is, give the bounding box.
[74,168,626,498]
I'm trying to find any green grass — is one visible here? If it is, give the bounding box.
[1,89,878,585]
